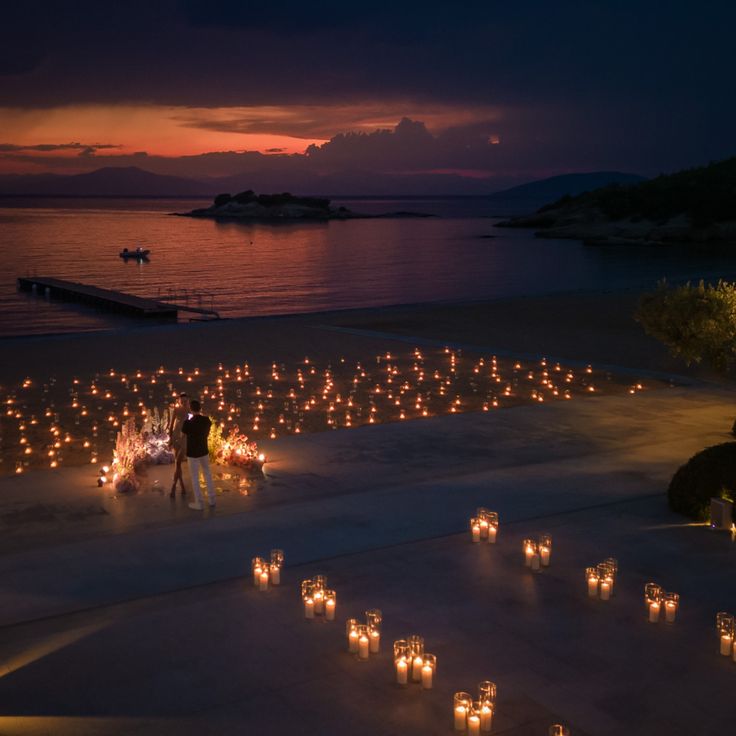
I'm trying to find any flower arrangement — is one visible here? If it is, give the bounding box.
[141,406,175,465]
[212,426,263,473]
[111,418,146,492]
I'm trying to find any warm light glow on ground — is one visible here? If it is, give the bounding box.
[0,348,656,475]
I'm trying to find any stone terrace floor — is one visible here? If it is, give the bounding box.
[0,382,734,735]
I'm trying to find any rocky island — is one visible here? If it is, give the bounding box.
[496,157,736,245]
[180,190,432,221]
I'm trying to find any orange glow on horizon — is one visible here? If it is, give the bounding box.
[0,102,504,174]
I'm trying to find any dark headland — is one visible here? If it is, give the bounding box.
[496,157,736,245]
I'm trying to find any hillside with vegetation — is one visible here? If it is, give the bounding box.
[497,158,736,244]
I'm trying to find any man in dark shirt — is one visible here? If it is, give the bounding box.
[181,399,216,510]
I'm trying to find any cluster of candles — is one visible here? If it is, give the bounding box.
[393,635,436,689]
[1,349,647,475]
[470,508,499,543]
[523,534,552,571]
[585,558,618,600]
[453,681,496,733]
[549,727,570,736]
[716,612,736,660]
[644,582,679,623]
[346,609,382,660]
[301,575,336,621]
[250,549,284,591]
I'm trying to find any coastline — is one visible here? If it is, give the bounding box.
[0,288,724,385]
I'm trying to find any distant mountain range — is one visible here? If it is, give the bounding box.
[488,171,646,200]
[0,165,646,199]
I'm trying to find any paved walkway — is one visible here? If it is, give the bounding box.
[0,383,735,734]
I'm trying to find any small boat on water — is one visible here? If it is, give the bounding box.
[119,248,150,260]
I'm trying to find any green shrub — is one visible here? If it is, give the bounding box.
[667,442,736,519]
[635,280,736,373]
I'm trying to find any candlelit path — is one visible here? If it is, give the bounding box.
[0,490,732,736]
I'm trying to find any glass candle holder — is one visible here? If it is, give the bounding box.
[549,726,570,736]
[486,511,499,543]
[478,680,497,705]
[269,561,281,586]
[467,702,482,736]
[644,582,663,623]
[717,612,735,656]
[312,574,327,592]
[663,591,679,623]
[301,580,315,619]
[603,556,618,578]
[470,516,482,543]
[394,640,409,685]
[251,557,264,586]
[324,589,336,621]
[408,635,425,682]
[366,608,382,630]
[477,508,490,540]
[270,548,284,566]
[539,533,552,566]
[586,566,599,598]
[454,692,472,732]
[596,563,612,601]
[421,653,436,689]
[357,624,370,661]
[313,588,325,616]
[347,618,360,653]
[479,700,494,733]
[257,565,269,592]
[523,538,536,567]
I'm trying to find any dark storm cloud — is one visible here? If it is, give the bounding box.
[0,1,734,176]
[0,143,119,153]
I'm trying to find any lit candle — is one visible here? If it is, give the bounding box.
[325,590,336,621]
[421,662,433,689]
[314,590,324,615]
[412,655,424,682]
[720,633,733,656]
[396,657,408,684]
[524,539,534,567]
[648,601,660,623]
[600,579,611,601]
[258,569,269,592]
[348,621,359,653]
[539,545,551,567]
[586,568,599,598]
[454,706,468,732]
[252,558,263,586]
[480,704,493,733]
[270,564,281,586]
[304,596,315,619]
[420,653,436,690]
[530,551,541,571]
[369,628,380,653]
[665,601,677,623]
[471,518,481,543]
[358,632,370,660]
[487,525,497,544]
[468,714,481,736]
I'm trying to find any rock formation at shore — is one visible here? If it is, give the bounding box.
[496,157,736,245]
[180,190,433,221]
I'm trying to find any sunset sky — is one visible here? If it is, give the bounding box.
[0,1,733,189]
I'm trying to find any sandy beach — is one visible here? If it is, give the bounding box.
[0,288,720,385]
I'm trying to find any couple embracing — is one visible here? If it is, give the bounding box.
[169,393,216,511]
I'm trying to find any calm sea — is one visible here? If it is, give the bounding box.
[1,196,734,338]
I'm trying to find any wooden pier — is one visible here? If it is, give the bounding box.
[17,277,179,319]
